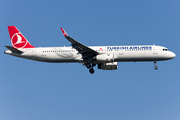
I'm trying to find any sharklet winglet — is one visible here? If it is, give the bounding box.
[61,27,68,37]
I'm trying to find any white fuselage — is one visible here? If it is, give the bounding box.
[5,26,176,73]
[5,45,176,63]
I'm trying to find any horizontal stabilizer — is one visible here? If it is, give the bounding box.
[5,46,23,53]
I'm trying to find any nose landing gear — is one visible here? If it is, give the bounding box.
[154,61,158,70]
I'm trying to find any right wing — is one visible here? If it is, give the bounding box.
[61,28,98,58]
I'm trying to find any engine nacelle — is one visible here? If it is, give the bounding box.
[98,62,118,70]
[96,54,114,62]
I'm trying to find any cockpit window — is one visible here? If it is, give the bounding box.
[163,49,169,51]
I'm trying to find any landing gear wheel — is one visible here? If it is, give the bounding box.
[89,68,94,74]
[154,61,158,70]
[154,66,158,70]
[86,63,91,69]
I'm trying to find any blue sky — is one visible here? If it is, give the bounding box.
[1,0,180,120]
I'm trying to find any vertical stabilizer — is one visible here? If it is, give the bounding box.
[8,26,35,49]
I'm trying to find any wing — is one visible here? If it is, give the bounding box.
[61,28,98,58]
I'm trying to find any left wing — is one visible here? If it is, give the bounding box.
[61,28,98,58]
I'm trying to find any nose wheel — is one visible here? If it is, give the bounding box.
[154,66,158,70]
[154,61,158,70]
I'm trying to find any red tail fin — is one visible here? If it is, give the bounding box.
[8,26,35,49]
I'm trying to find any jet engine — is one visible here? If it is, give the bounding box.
[95,54,114,62]
[98,62,118,70]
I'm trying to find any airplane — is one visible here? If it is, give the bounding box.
[4,26,176,74]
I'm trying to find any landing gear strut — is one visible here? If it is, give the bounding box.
[86,63,96,74]
[154,61,158,70]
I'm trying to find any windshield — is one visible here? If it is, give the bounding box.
[163,48,169,51]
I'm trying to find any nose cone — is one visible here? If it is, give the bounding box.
[170,52,176,59]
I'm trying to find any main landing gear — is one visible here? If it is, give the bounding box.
[89,68,94,74]
[86,63,96,74]
[154,61,158,70]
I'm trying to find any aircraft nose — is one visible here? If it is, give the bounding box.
[170,52,176,59]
